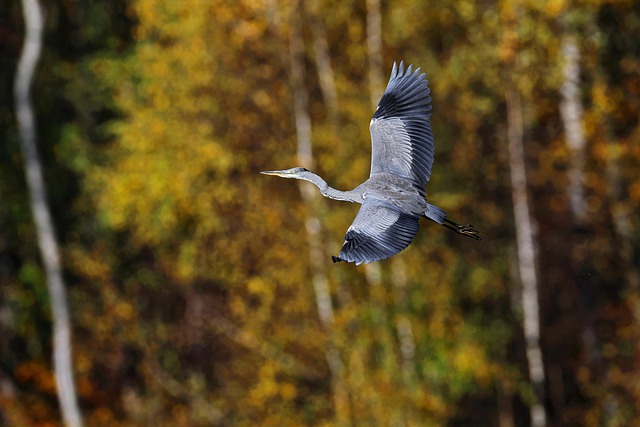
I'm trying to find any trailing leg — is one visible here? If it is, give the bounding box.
[425,203,481,240]
[442,218,481,240]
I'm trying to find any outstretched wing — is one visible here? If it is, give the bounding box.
[369,61,434,191]
[333,199,420,265]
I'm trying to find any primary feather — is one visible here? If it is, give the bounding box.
[336,198,420,265]
[370,61,434,192]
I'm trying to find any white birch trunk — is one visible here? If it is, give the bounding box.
[366,0,383,109]
[13,1,83,426]
[307,1,339,121]
[390,258,417,385]
[363,0,385,289]
[288,2,349,424]
[506,89,547,427]
[559,36,587,225]
[365,0,418,388]
[559,34,605,373]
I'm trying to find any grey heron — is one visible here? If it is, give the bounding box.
[262,61,480,265]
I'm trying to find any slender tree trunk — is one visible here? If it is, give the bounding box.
[363,0,385,314]
[306,1,339,123]
[560,36,588,225]
[363,0,395,386]
[505,88,547,427]
[391,258,417,386]
[365,0,418,393]
[288,2,350,424]
[263,0,280,28]
[366,0,383,109]
[497,381,515,427]
[363,0,385,291]
[305,2,359,312]
[559,33,604,388]
[13,1,83,426]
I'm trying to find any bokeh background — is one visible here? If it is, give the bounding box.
[2,0,640,425]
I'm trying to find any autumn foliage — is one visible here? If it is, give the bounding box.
[2,0,640,426]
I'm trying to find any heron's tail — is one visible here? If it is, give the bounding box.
[425,203,481,240]
[425,203,447,224]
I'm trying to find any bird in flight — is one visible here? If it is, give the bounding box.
[262,61,480,265]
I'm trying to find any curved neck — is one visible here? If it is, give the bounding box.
[301,172,361,203]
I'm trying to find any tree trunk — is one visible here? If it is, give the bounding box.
[365,0,418,391]
[13,1,83,426]
[288,2,350,424]
[560,36,588,225]
[497,381,515,427]
[363,0,385,320]
[559,32,604,387]
[363,0,385,291]
[307,1,339,124]
[366,0,383,109]
[391,258,417,386]
[505,88,547,427]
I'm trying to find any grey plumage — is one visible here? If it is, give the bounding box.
[370,61,434,191]
[262,61,479,265]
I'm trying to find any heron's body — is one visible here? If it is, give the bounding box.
[319,172,425,213]
[356,173,426,215]
[263,62,479,265]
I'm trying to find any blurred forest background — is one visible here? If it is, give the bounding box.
[2,0,640,425]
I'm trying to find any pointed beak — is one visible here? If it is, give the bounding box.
[260,169,289,178]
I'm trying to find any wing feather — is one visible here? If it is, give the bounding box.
[335,199,420,265]
[370,61,434,191]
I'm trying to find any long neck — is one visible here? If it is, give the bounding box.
[301,172,362,203]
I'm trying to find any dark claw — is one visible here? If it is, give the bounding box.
[457,224,481,241]
[442,219,481,240]
[332,255,344,263]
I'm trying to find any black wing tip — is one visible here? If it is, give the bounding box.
[337,212,420,266]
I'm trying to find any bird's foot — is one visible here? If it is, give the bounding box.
[443,219,482,241]
[456,224,481,240]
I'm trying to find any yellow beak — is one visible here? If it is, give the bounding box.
[260,170,291,178]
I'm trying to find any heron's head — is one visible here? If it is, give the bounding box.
[260,167,311,179]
